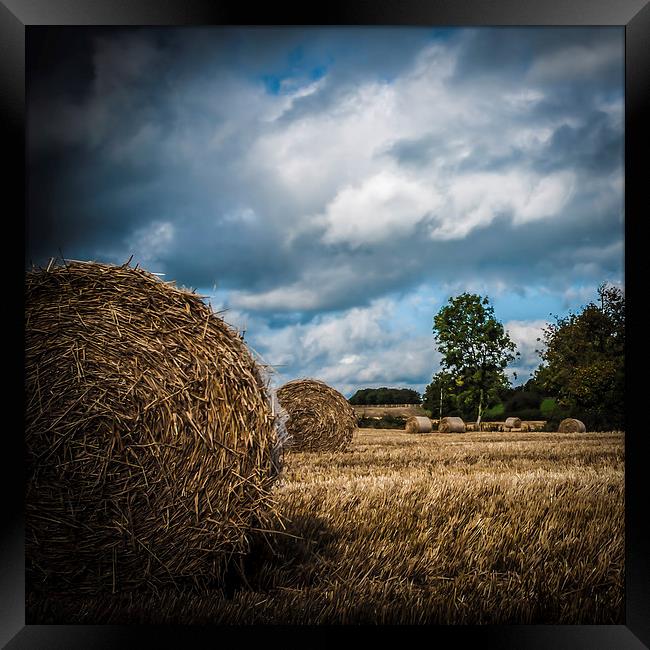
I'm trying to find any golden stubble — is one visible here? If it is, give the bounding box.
[34,428,624,624]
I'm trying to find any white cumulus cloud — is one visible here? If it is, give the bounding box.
[319,170,443,247]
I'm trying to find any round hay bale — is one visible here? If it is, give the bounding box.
[558,418,587,433]
[438,416,466,433]
[25,261,285,595]
[405,416,432,433]
[277,379,356,451]
[504,417,522,429]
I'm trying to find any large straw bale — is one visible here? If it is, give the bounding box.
[438,416,466,433]
[558,418,587,433]
[25,261,285,595]
[405,416,432,433]
[505,417,522,429]
[277,379,356,451]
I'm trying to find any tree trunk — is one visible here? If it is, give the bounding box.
[477,388,484,427]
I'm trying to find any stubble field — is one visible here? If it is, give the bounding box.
[31,428,624,625]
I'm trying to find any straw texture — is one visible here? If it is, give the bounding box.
[558,418,587,433]
[438,417,466,433]
[405,416,433,433]
[277,379,356,452]
[25,261,283,596]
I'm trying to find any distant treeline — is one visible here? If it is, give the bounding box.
[349,387,421,405]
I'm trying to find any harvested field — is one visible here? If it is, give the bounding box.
[30,429,625,624]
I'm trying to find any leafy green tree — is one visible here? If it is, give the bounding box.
[535,283,624,430]
[432,293,518,425]
[503,388,542,415]
[454,367,511,421]
[422,371,457,419]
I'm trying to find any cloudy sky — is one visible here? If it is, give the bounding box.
[26,27,624,397]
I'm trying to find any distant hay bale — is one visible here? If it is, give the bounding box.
[405,416,432,433]
[25,261,286,595]
[438,416,466,433]
[558,418,587,433]
[505,417,522,429]
[277,379,356,451]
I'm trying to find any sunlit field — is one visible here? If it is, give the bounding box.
[30,428,624,624]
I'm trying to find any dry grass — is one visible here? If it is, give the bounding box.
[30,429,624,624]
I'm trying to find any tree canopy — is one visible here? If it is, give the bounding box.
[348,387,421,405]
[431,293,518,424]
[422,371,456,419]
[535,283,624,430]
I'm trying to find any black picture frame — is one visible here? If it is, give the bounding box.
[4,1,648,647]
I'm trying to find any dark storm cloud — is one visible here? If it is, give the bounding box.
[447,110,622,177]
[533,111,623,175]
[26,26,623,328]
[386,106,622,179]
[451,27,623,89]
[26,27,440,281]
[27,27,98,106]
[268,27,439,125]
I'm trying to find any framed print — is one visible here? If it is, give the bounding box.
[4,0,649,646]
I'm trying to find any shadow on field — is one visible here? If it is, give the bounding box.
[27,512,335,624]
[223,513,336,596]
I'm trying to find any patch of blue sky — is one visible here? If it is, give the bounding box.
[263,312,311,329]
[430,27,460,41]
[260,63,329,95]
[309,64,328,81]
[260,74,282,95]
[384,286,444,335]
[491,288,577,323]
[391,284,582,330]
[258,40,331,96]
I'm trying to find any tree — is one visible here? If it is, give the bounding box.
[422,371,456,419]
[535,283,624,430]
[432,293,518,425]
[349,387,421,405]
